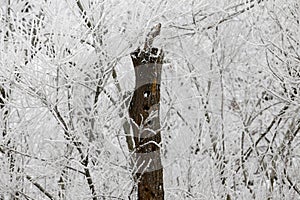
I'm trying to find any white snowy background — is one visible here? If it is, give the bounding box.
[0,0,300,199]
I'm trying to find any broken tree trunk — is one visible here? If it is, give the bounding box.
[128,23,164,199]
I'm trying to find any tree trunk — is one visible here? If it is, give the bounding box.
[129,47,164,199]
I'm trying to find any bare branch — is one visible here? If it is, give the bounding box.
[75,0,93,29]
[26,175,56,200]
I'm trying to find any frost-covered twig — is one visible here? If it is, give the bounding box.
[237,104,289,173]
[26,175,56,200]
[75,0,93,29]
[0,144,85,175]
[18,85,98,199]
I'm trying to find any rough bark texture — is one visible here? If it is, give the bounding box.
[129,47,164,200]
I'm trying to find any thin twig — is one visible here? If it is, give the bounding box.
[26,175,56,200]
[76,0,93,29]
[0,144,85,175]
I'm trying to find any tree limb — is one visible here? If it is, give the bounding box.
[26,175,56,200]
[76,0,93,29]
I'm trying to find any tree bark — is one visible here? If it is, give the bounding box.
[129,47,164,200]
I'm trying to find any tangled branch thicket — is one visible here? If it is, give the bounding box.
[0,0,299,199]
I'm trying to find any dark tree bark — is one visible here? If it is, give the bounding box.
[129,46,164,199]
